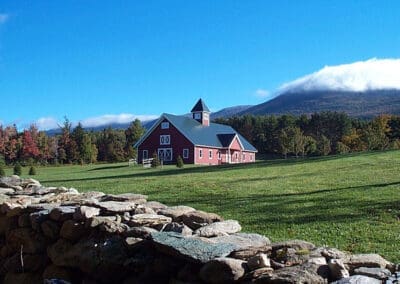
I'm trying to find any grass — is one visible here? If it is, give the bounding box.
[3,150,400,262]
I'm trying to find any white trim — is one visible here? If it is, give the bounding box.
[143,150,148,160]
[228,134,245,150]
[183,148,189,159]
[161,122,170,129]
[158,148,173,162]
[218,151,221,160]
[209,149,213,159]
[160,135,171,145]
[199,149,203,159]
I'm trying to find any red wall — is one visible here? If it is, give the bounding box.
[138,119,194,164]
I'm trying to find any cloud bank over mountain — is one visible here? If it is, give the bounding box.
[34,114,158,130]
[279,58,400,94]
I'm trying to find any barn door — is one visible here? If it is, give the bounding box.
[158,148,173,161]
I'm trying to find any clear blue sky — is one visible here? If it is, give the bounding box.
[1,1,400,129]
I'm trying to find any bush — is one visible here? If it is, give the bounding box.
[29,166,37,175]
[0,165,5,177]
[13,163,22,176]
[336,141,350,154]
[151,152,160,168]
[176,155,184,168]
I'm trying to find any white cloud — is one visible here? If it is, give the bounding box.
[80,113,158,128]
[279,58,400,94]
[254,89,271,98]
[0,14,9,24]
[35,117,59,130]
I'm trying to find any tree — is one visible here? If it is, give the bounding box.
[22,130,40,160]
[176,155,184,168]
[125,119,145,159]
[278,128,292,158]
[0,165,5,177]
[317,135,331,156]
[13,162,22,176]
[29,166,37,175]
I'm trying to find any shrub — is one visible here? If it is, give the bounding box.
[151,152,160,168]
[0,165,5,177]
[29,166,37,175]
[336,141,350,154]
[176,155,184,168]
[13,163,22,176]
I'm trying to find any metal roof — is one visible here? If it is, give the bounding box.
[135,113,257,152]
[190,99,211,113]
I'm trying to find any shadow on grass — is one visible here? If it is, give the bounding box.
[41,151,387,184]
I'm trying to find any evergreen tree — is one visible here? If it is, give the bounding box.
[176,155,184,168]
[0,165,5,177]
[13,162,22,176]
[125,119,145,159]
[29,166,37,175]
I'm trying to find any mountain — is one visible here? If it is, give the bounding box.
[211,105,253,119]
[240,89,400,118]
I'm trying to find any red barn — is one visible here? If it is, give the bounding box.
[134,99,258,165]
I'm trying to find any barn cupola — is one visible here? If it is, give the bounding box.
[191,98,211,126]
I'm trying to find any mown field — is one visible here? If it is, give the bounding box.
[3,150,400,262]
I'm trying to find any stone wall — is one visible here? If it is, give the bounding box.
[0,175,397,283]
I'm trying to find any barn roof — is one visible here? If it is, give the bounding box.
[134,113,257,152]
[190,99,211,113]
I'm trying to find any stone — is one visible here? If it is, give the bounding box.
[50,206,76,221]
[3,252,48,272]
[345,253,392,272]
[96,201,137,213]
[0,215,18,235]
[30,209,50,230]
[128,213,172,228]
[329,258,350,280]
[316,247,348,260]
[43,264,81,284]
[131,205,156,215]
[272,239,316,251]
[243,267,274,280]
[308,256,328,265]
[181,210,223,230]
[144,201,168,212]
[18,213,31,227]
[199,257,247,284]
[123,226,158,239]
[210,233,271,260]
[100,193,147,204]
[41,220,61,239]
[158,205,196,222]
[331,275,381,284]
[194,220,241,237]
[73,206,100,220]
[3,272,42,284]
[6,227,47,253]
[0,188,14,195]
[0,176,22,190]
[247,253,271,271]
[274,247,311,266]
[85,215,118,228]
[99,219,130,234]
[353,266,392,280]
[162,222,193,236]
[151,231,238,263]
[60,220,87,241]
[253,263,327,284]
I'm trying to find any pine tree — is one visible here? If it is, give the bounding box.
[13,162,22,176]
[176,155,184,168]
[29,166,36,175]
[0,165,5,177]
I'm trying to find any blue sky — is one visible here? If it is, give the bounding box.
[1,1,400,129]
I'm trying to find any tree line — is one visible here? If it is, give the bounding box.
[1,112,400,166]
[0,118,145,165]
[214,112,400,158]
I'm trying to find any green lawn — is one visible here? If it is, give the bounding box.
[4,150,400,262]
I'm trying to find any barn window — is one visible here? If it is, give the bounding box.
[160,135,170,145]
[242,153,246,161]
[161,122,169,129]
[218,151,221,160]
[194,113,201,120]
[143,150,148,160]
[183,149,189,159]
[199,149,203,158]
[209,150,213,159]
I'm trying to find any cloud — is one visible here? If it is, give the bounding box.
[35,117,59,130]
[80,113,158,128]
[0,14,9,24]
[254,89,271,98]
[279,58,400,94]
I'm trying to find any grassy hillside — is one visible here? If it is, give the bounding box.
[4,150,400,262]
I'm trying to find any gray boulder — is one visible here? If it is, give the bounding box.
[194,220,241,237]
[329,258,350,280]
[162,222,193,236]
[181,210,223,230]
[199,257,247,284]
[158,205,196,222]
[353,266,392,280]
[331,275,381,284]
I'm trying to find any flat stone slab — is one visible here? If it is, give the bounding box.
[128,213,172,228]
[100,193,147,204]
[194,220,241,237]
[96,201,137,213]
[151,231,238,264]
